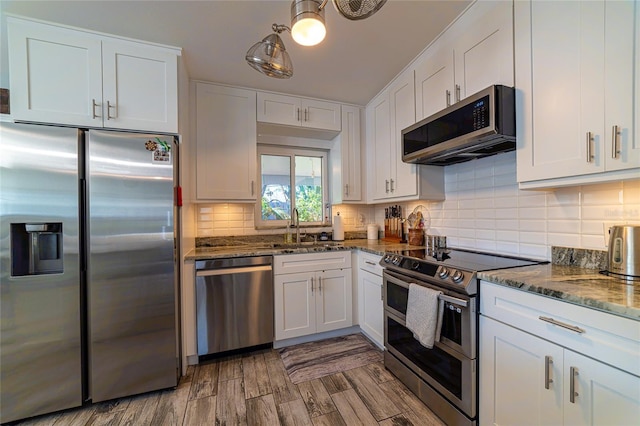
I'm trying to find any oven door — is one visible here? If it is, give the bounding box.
[383,269,476,359]
[384,310,477,418]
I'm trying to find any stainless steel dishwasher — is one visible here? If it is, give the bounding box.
[195,256,273,356]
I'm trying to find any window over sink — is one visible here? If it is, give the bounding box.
[256,145,328,228]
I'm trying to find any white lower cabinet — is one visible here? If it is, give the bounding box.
[274,252,352,341]
[357,252,383,347]
[480,281,640,425]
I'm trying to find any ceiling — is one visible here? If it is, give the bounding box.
[1,0,471,106]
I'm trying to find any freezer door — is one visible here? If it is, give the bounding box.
[0,123,82,423]
[88,130,177,402]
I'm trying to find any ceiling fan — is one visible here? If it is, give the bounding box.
[246,0,388,79]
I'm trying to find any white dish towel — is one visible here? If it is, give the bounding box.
[406,283,444,349]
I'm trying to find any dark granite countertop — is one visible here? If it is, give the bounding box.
[184,239,416,261]
[186,241,639,321]
[478,264,640,321]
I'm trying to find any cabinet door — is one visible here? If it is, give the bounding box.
[516,1,606,182]
[102,40,178,133]
[415,43,455,121]
[315,269,352,333]
[604,0,639,172]
[340,105,361,201]
[480,316,564,426]
[274,272,315,340]
[389,72,418,198]
[194,83,257,201]
[302,99,341,131]
[563,350,640,425]
[453,0,513,100]
[7,18,102,127]
[256,92,300,127]
[358,269,383,346]
[368,92,393,200]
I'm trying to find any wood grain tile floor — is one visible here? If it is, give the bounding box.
[14,344,446,426]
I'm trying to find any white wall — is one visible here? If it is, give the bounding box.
[196,151,640,260]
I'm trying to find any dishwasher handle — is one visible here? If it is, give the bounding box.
[196,265,272,277]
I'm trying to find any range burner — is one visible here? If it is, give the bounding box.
[381,247,545,295]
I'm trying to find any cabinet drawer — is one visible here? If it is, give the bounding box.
[480,281,640,376]
[358,252,383,276]
[274,251,351,275]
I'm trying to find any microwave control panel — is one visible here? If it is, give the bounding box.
[472,96,489,130]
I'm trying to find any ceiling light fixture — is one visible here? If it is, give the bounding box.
[246,0,388,79]
[291,0,326,47]
[245,24,294,79]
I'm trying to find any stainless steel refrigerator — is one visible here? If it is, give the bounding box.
[0,122,178,423]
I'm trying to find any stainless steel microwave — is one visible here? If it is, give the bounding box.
[402,85,515,166]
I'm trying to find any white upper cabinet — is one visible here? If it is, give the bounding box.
[332,105,362,203]
[367,71,445,203]
[516,0,640,188]
[8,17,179,133]
[193,82,257,201]
[415,0,514,121]
[257,92,341,132]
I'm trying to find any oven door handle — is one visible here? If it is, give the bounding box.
[439,294,468,308]
[384,271,469,308]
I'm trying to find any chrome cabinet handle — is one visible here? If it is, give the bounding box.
[381,284,384,300]
[612,125,621,159]
[318,276,322,293]
[107,101,116,120]
[539,316,585,334]
[365,261,376,266]
[297,108,301,122]
[311,277,314,293]
[345,184,349,196]
[455,84,461,102]
[304,108,308,122]
[251,180,255,196]
[92,99,100,119]
[446,90,451,107]
[385,180,390,193]
[569,366,579,403]
[586,132,594,163]
[390,179,395,192]
[544,356,554,390]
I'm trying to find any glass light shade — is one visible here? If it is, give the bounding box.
[245,33,293,79]
[291,0,326,46]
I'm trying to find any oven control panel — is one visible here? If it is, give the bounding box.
[381,254,474,291]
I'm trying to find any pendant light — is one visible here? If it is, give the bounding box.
[245,24,294,79]
[291,0,326,47]
[246,0,388,79]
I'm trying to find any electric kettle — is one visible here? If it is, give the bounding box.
[607,225,640,278]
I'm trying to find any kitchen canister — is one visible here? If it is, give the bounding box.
[333,213,344,241]
[408,228,424,246]
[367,223,379,240]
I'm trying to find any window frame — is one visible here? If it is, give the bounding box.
[255,144,329,228]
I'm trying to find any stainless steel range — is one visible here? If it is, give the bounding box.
[380,247,545,426]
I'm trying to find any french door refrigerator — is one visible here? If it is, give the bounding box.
[0,122,178,423]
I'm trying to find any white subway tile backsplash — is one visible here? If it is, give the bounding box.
[193,152,638,259]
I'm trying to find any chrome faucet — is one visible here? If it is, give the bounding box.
[292,208,301,244]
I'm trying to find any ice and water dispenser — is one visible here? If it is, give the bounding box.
[11,223,64,276]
